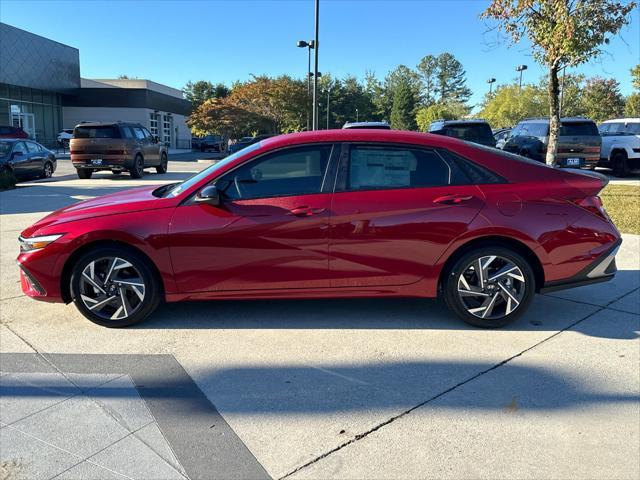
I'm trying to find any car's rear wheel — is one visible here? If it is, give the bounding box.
[156,153,168,174]
[611,151,629,177]
[70,246,161,327]
[77,169,93,179]
[129,155,144,178]
[41,161,53,179]
[443,246,535,328]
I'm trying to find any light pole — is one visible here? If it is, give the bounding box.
[296,40,314,131]
[516,64,528,91]
[312,0,320,130]
[487,77,496,95]
[356,108,359,122]
[326,84,331,129]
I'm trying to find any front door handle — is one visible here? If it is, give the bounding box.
[433,194,474,205]
[287,206,326,217]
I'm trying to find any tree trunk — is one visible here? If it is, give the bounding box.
[546,63,560,166]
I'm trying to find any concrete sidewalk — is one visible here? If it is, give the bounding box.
[1,164,638,479]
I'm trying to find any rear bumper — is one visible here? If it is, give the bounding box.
[72,155,133,170]
[540,238,621,293]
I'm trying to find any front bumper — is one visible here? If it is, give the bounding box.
[540,238,621,293]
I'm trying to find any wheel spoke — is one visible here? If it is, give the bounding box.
[481,292,500,319]
[487,263,518,282]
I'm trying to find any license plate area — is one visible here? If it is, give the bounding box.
[91,159,103,165]
[564,157,584,167]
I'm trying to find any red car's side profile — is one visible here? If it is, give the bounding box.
[18,130,621,328]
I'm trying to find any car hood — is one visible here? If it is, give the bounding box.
[22,184,174,236]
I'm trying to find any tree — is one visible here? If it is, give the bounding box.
[417,54,438,105]
[631,64,640,90]
[581,77,625,122]
[379,66,422,121]
[390,81,418,130]
[416,102,470,131]
[479,83,547,128]
[434,53,472,103]
[627,65,640,117]
[482,0,635,165]
[183,80,230,109]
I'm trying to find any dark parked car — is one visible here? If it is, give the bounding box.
[428,119,496,147]
[503,117,601,168]
[198,135,226,153]
[228,136,255,154]
[0,125,29,139]
[0,139,57,179]
[18,130,619,329]
[70,122,168,179]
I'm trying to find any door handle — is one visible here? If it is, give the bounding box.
[287,206,326,216]
[433,194,474,205]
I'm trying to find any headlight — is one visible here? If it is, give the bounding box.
[19,234,64,252]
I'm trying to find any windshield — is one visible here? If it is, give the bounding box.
[444,124,495,145]
[559,122,598,136]
[165,142,263,197]
[74,125,121,138]
[0,142,12,156]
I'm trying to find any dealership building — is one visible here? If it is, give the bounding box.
[0,23,192,148]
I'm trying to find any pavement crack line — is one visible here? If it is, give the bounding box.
[279,288,638,479]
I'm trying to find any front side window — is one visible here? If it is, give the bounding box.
[133,128,146,140]
[347,146,462,191]
[121,127,134,139]
[217,145,333,200]
[26,142,40,153]
[626,123,640,135]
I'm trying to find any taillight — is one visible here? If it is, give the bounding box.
[572,196,610,221]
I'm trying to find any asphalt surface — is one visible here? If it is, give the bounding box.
[1,158,638,479]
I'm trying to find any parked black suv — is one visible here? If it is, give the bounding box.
[503,117,601,168]
[428,119,496,147]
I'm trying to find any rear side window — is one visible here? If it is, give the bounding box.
[13,142,28,154]
[26,142,40,153]
[527,123,549,136]
[347,145,467,190]
[121,127,134,138]
[74,126,121,139]
[443,124,495,145]
[559,122,598,136]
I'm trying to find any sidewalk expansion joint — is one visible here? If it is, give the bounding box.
[279,287,638,479]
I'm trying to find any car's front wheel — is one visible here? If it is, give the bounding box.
[41,161,54,179]
[70,246,161,327]
[611,151,629,177]
[443,246,535,328]
[156,153,168,174]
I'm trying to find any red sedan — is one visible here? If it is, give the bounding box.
[18,130,621,328]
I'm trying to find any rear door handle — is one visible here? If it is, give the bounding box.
[433,194,475,205]
[287,206,326,216]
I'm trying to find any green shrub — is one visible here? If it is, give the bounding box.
[0,168,17,190]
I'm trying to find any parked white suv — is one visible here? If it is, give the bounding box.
[598,118,640,177]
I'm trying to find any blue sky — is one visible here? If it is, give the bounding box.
[2,0,638,108]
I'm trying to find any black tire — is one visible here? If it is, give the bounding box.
[41,161,53,179]
[70,245,162,327]
[77,169,93,179]
[129,155,144,178]
[156,153,168,174]
[611,151,629,178]
[443,246,535,328]
[112,170,123,175]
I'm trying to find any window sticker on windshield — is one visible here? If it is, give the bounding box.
[350,149,413,188]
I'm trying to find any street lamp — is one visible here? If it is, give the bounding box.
[487,77,496,95]
[326,84,331,129]
[312,0,320,130]
[516,64,528,91]
[356,108,359,122]
[296,40,315,131]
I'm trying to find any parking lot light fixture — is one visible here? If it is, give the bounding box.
[297,40,315,131]
[516,65,528,91]
[487,77,496,94]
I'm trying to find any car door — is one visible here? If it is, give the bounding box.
[168,143,338,293]
[141,127,160,165]
[328,143,485,287]
[9,141,30,178]
[25,141,44,175]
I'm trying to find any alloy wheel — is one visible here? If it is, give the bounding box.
[78,256,146,321]
[457,255,526,320]
[43,163,52,178]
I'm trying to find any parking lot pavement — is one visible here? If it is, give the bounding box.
[1,163,639,479]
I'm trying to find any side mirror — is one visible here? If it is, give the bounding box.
[195,185,220,206]
[153,135,159,143]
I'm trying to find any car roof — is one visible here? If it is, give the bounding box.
[432,119,490,125]
[601,118,640,124]
[343,121,391,129]
[258,129,469,150]
[521,117,596,123]
[74,122,137,128]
